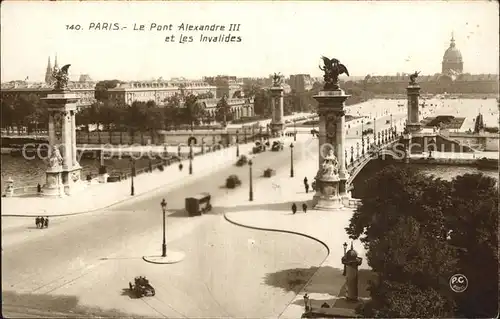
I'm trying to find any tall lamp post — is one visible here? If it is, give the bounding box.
[189,145,193,175]
[293,120,297,141]
[130,158,135,196]
[361,118,364,136]
[290,143,294,178]
[236,129,240,157]
[161,199,167,257]
[249,159,253,201]
[343,242,348,276]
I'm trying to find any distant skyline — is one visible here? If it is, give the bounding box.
[1,1,499,82]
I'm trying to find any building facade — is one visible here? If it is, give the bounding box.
[289,74,313,92]
[203,75,243,99]
[442,33,464,76]
[1,81,96,109]
[199,97,254,120]
[106,80,217,106]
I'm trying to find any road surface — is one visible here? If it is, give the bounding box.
[2,138,327,318]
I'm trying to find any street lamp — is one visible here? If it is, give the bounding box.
[343,242,348,276]
[390,113,393,131]
[361,118,364,136]
[293,120,297,141]
[244,127,247,143]
[361,135,365,156]
[161,199,167,257]
[290,143,294,177]
[249,159,253,201]
[189,145,193,175]
[236,129,240,157]
[130,158,135,196]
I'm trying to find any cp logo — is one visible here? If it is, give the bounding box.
[449,274,468,293]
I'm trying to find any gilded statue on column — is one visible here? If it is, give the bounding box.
[272,72,283,86]
[52,64,71,90]
[409,71,420,85]
[319,57,349,90]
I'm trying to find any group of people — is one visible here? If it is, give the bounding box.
[291,202,307,214]
[35,216,49,228]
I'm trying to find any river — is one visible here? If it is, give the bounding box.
[0,155,158,191]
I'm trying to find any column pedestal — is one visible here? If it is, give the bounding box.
[270,86,284,137]
[42,90,84,196]
[313,178,344,210]
[406,84,421,134]
[312,89,350,210]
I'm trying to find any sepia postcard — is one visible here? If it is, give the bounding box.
[1,1,499,318]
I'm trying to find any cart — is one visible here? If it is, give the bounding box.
[185,192,212,216]
[129,276,155,297]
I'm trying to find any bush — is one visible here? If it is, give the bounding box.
[226,174,242,189]
[264,168,276,178]
[157,164,164,171]
[236,155,248,166]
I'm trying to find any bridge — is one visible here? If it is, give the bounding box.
[345,132,401,190]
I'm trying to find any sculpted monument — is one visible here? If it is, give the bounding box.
[42,63,83,196]
[272,72,283,87]
[319,56,350,90]
[409,71,420,85]
[313,56,351,209]
[270,72,284,136]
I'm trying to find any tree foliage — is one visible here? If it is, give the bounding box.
[346,165,498,318]
[216,95,231,125]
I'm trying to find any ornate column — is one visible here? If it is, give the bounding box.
[270,73,284,136]
[42,64,83,197]
[313,57,350,210]
[406,72,422,134]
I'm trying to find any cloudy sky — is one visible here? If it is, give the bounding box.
[1,1,498,81]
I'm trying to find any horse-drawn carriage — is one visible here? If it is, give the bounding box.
[129,276,155,297]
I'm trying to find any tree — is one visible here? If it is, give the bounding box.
[99,102,121,143]
[447,173,498,318]
[216,95,231,126]
[1,96,16,134]
[164,95,181,130]
[253,89,270,116]
[88,102,102,143]
[75,107,92,143]
[184,94,205,130]
[94,80,122,102]
[346,166,498,318]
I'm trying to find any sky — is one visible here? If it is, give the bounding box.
[1,1,499,82]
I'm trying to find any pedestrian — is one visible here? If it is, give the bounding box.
[44,216,49,228]
[292,203,297,215]
[35,216,40,228]
[302,203,308,213]
[303,177,308,186]
[39,216,45,228]
[37,183,41,193]
[305,182,309,193]
[303,293,310,312]
[178,163,183,171]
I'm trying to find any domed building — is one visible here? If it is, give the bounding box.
[441,33,463,76]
